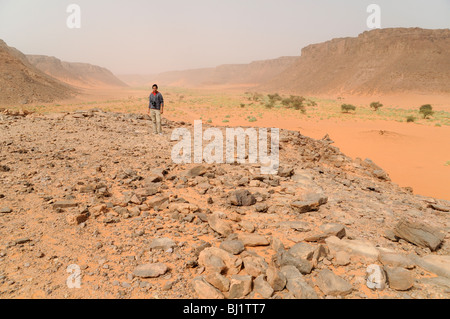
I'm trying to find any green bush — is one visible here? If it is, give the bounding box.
[419,104,434,119]
[341,104,356,113]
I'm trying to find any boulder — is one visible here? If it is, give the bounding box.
[315,269,353,296]
[393,219,445,251]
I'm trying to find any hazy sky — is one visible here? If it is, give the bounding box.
[1,0,449,75]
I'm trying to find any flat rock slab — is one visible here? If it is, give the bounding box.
[325,236,379,263]
[220,239,245,255]
[290,192,328,213]
[238,233,270,247]
[410,254,450,279]
[133,263,168,278]
[52,200,78,209]
[191,276,225,299]
[393,219,445,251]
[277,221,311,232]
[149,238,176,251]
[0,207,12,214]
[315,269,353,296]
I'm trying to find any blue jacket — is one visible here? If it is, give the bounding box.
[149,92,164,110]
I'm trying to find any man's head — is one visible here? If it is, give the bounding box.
[152,84,158,93]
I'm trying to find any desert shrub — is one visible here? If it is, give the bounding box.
[419,104,434,119]
[265,100,275,109]
[247,116,257,122]
[282,95,306,112]
[341,104,356,113]
[306,99,317,107]
[370,101,383,111]
[267,93,282,102]
[240,103,245,108]
[406,115,415,123]
[250,92,264,102]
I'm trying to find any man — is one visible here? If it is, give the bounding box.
[147,84,164,135]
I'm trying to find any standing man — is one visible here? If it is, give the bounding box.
[148,84,164,135]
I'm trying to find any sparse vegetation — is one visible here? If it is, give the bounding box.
[419,104,434,119]
[406,115,416,123]
[445,161,450,166]
[341,104,356,113]
[247,116,257,122]
[281,95,306,112]
[370,101,383,111]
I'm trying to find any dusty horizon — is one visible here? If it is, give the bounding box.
[1,0,450,75]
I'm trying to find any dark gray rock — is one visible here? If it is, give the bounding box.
[228,189,256,206]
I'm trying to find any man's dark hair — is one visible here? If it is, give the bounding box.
[152,84,158,89]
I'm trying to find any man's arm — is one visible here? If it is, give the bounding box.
[160,94,164,114]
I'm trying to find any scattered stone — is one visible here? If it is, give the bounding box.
[0,207,12,214]
[238,233,270,247]
[315,269,353,296]
[133,263,168,278]
[242,255,268,277]
[149,238,176,251]
[228,275,252,299]
[185,165,208,178]
[198,247,242,276]
[280,265,318,299]
[220,239,245,255]
[325,236,379,263]
[238,221,255,233]
[334,251,351,266]
[208,213,233,237]
[409,254,450,279]
[290,192,328,213]
[393,219,445,251]
[378,253,415,269]
[383,229,399,242]
[146,195,169,209]
[66,213,89,225]
[427,203,449,212]
[277,220,311,232]
[274,250,313,275]
[319,223,346,239]
[288,242,316,261]
[278,166,294,177]
[254,275,274,298]
[384,266,414,291]
[254,202,268,213]
[52,200,78,209]
[266,267,286,291]
[205,272,230,292]
[191,276,225,299]
[228,189,256,206]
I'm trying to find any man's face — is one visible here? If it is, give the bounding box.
[152,86,158,92]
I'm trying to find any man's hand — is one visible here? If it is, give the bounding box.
[160,108,164,115]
